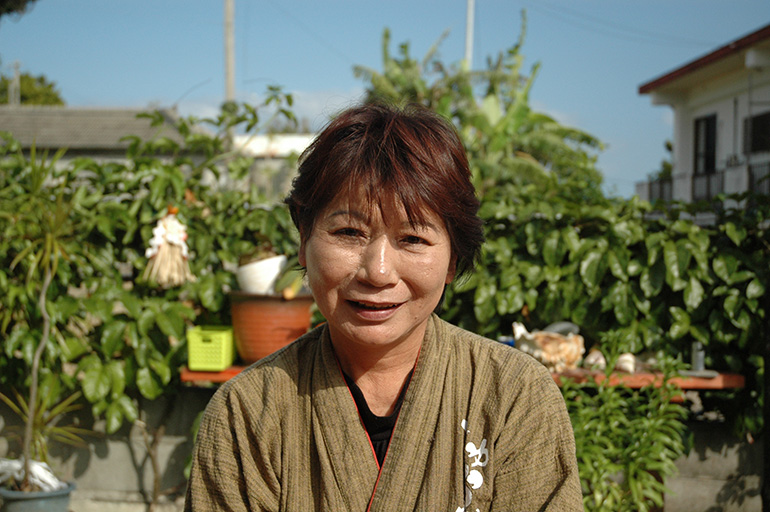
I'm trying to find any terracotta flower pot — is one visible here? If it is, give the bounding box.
[230,291,314,363]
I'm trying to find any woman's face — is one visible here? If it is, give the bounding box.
[299,193,456,353]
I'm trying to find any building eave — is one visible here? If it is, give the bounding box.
[639,23,770,96]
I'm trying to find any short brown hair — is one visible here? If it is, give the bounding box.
[285,103,484,277]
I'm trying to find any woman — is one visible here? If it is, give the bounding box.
[185,103,582,511]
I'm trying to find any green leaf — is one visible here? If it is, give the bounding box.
[61,336,90,361]
[723,293,740,319]
[542,231,564,267]
[480,93,502,126]
[105,401,123,434]
[683,276,705,311]
[639,260,665,298]
[523,263,543,288]
[724,222,746,246]
[82,366,111,403]
[137,308,155,336]
[118,290,143,319]
[669,307,690,340]
[732,309,751,330]
[580,249,605,289]
[712,254,738,284]
[524,223,540,257]
[663,240,687,291]
[746,278,765,299]
[100,320,126,357]
[607,249,628,282]
[610,282,633,325]
[117,395,138,423]
[155,313,178,339]
[136,367,163,400]
[149,358,172,386]
[197,272,219,311]
[689,325,709,345]
[106,361,126,400]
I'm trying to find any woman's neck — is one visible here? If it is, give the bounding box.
[333,337,420,416]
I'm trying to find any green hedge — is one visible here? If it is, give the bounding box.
[0,97,300,434]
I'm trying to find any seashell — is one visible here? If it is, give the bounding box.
[583,348,606,370]
[615,352,637,373]
[513,322,586,373]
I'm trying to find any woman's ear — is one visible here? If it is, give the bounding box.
[298,239,307,268]
[445,256,457,284]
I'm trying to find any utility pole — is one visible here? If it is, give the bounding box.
[224,0,235,103]
[9,61,21,105]
[464,0,475,69]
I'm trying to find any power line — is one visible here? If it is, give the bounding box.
[261,0,355,66]
[522,1,722,50]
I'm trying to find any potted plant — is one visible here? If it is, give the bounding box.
[0,145,83,510]
[0,386,91,511]
[230,236,314,364]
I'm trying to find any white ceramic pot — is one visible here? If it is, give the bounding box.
[236,255,287,295]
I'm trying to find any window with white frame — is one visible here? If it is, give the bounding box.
[744,111,770,154]
[694,114,717,175]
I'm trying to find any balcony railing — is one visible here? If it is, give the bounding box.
[692,171,724,202]
[648,178,672,202]
[749,163,770,196]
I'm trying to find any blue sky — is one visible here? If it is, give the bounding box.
[1,1,768,197]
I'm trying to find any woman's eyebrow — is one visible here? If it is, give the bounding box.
[400,220,439,232]
[328,210,366,220]
[328,209,438,231]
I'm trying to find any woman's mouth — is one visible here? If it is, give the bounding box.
[347,300,405,320]
[349,300,401,310]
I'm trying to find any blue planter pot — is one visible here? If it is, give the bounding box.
[0,483,74,512]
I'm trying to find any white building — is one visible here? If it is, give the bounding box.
[636,24,770,204]
[233,133,315,199]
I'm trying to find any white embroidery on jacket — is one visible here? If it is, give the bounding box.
[454,419,486,512]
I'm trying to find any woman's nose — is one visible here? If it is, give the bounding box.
[357,235,398,287]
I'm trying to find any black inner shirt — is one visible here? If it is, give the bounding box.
[342,370,413,467]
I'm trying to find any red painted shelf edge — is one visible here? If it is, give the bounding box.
[552,370,745,390]
[181,366,245,383]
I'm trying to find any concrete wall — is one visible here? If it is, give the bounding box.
[0,391,762,511]
[666,421,762,511]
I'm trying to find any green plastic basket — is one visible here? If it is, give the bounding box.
[187,326,235,371]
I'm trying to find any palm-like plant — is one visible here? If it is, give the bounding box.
[1,141,86,491]
[353,11,604,202]
[0,386,91,475]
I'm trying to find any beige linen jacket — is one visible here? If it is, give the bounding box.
[185,315,583,511]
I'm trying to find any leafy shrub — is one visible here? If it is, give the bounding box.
[0,92,300,435]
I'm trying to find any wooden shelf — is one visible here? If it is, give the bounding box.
[553,368,745,390]
[181,365,246,383]
[181,366,745,391]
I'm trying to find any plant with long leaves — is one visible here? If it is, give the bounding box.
[1,141,88,491]
[0,380,92,474]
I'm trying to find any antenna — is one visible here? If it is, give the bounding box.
[9,61,21,105]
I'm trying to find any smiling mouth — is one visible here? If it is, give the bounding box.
[349,300,401,310]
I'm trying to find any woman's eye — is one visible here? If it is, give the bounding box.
[334,227,362,237]
[403,235,427,245]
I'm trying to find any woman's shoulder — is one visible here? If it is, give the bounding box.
[207,325,324,411]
